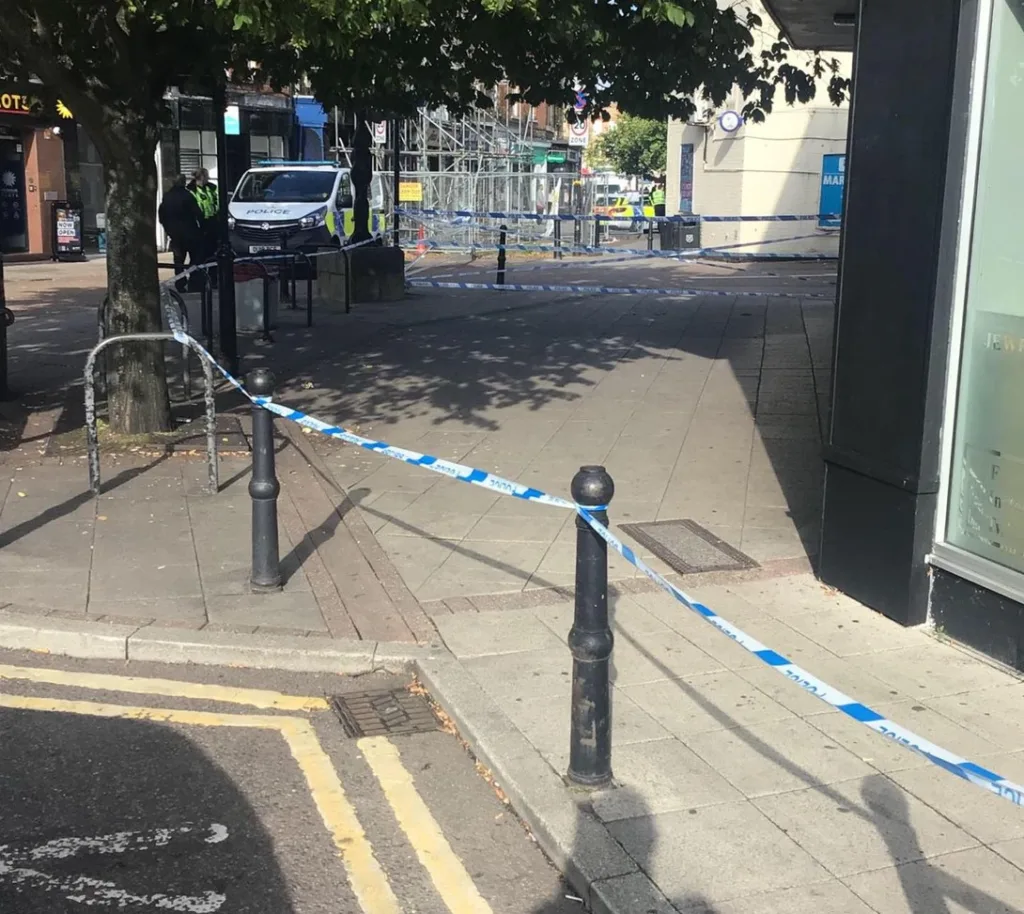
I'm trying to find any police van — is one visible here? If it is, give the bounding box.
[227,160,386,255]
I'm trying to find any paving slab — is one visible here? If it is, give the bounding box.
[751,775,978,878]
[841,846,1024,914]
[608,802,832,904]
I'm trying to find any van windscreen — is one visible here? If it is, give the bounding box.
[235,170,336,203]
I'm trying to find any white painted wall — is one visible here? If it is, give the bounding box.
[664,1,852,254]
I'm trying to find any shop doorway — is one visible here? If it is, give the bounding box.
[0,135,28,253]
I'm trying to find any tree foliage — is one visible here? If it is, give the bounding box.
[0,0,849,433]
[589,116,668,181]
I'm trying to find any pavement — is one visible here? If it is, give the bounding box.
[2,254,1023,912]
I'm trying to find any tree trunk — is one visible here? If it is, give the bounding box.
[351,114,372,243]
[104,119,172,435]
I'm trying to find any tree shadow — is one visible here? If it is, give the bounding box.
[0,707,296,912]
[250,290,667,433]
[241,274,830,569]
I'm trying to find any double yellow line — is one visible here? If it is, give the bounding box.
[0,664,493,914]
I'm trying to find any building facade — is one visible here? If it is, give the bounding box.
[0,82,69,259]
[664,1,852,255]
[765,0,1024,670]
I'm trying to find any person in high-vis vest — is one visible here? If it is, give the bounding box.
[651,181,666,219]
[187,168,219,268]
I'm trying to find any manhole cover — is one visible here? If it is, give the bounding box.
[619,519,757,574]
[329,689,440,738]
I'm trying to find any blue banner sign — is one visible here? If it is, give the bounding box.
[819,154,845,229]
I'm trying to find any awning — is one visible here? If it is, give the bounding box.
[761,1,856,51]
[294,97,328,128]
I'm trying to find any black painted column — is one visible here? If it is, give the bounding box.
[819,0,972,624]
[351,114,372,244]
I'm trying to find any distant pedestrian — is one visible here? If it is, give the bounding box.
[651,180,666,219]
[158,175,202,292]
[187,167,219,267]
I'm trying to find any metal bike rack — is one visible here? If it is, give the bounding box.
[166,288,196,399]
[84,333,219,496]
[286,250,315,326]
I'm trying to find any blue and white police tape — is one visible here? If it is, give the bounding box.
[712,251,838,262]
[407,279,832,300]
[423,233,835,261]
[159,292,1024,810]
[169,234,385,287]
[397,207,842,225]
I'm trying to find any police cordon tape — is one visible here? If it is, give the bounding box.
[169,234,386,287]
[407,279,832,300]
[158,285,1023,810]
[397,206,842,224]
[419,236,838,262]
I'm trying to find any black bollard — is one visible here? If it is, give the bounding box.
[594,215,602,249]
[248,369,282,591]
[573,215,582,254]
[553,219,562,261]
[496,224,507,285]
[567,465,615,787]
[647,218,655,252]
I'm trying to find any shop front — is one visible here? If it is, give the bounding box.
[764,0,1024,669]
[0,84,68,258]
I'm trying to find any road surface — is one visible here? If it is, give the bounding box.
[0,650,580,914]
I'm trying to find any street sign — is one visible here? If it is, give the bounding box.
[52,201,83,261]
[398,181,423,202]
[679,143,694,214]
[224,104,241,136]
[819,153,845,228]
[568,119,588,148]
[573,90,587,113]
[372,122,387,146]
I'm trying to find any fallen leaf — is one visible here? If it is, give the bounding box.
[16,491,26,497]
[97,515,107,521]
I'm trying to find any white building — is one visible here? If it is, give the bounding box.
[664,1,853,255]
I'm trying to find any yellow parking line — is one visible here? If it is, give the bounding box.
[359,736,494,914]
[0,663,328,711]
[283,722,401,914]
[0,694,399,914]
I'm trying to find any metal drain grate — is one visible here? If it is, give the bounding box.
[619,519,758,575]
[329,689,440,738]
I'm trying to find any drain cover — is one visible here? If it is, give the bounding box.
[330,689,440,738]
[619,519,757,574]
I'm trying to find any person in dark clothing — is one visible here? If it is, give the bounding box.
[187,167,219,271]
[158,175,203,292]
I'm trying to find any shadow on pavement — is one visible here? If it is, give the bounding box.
[346,486,573,595]
[0,707,295,913]
[613,625,1022,914]
[252,284,828,569]
[528,787,719,914]
[0,459,167,549]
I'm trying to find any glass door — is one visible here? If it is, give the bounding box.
[0,136,28,253]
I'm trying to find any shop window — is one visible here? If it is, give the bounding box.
[945,0,1024,572]
[249,135,285,165]
[179,128,217,182]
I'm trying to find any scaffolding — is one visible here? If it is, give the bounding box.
[334,97,595,251]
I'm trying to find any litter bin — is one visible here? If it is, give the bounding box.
[660,218,701,252]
